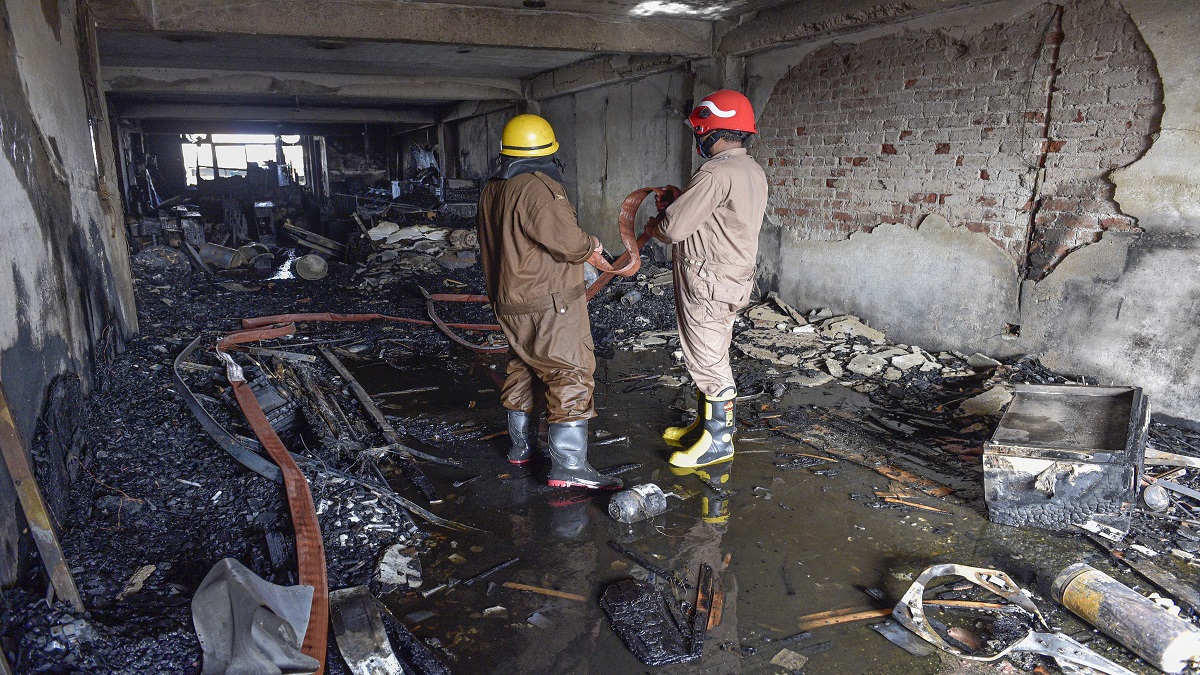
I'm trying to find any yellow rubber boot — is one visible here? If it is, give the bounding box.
[662,388,704,447]
[668,387,736,468]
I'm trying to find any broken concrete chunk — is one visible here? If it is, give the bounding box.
[966,352,1002,369]
[367,221,399,240]
[808,307,834,321]
[820,317,886,344]
[883,367,903,381]
[786,371,835,388]
[746,304,791,325]
[770,648,809,670]
[766,291,808,325]
[825,358,844,379]
[376,544,422,590]
[955,385,1014,417]
[117,564,156,602]
[891,353,928,371]
[847,353,888,377]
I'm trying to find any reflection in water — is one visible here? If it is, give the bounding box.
[671,459,735,524]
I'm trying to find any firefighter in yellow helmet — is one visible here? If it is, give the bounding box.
[476,114,621,490]
[646,90,769,469]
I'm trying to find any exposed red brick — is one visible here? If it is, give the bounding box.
[955,155,964,166]
[935,143,950,154]
[1044,139,1067,152]
[796,127,807,136]
[881,144,897,155]
[904,78,918,89]
[980,170,990,180]
[1100,215,1137,230]
[1023,111,1046,123]
[965,222,989,234]
[899,130,913,140]
[832,211,853,222]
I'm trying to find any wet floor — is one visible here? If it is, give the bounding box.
[350,349,1138,674]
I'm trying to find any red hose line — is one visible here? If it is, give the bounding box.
[218,325,329,673]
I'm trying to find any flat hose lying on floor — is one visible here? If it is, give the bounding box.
[217,325,329,674]
[239,186,676,354]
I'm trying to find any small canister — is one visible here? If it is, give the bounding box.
[1052,563,1200,673]
[608,483,668,523]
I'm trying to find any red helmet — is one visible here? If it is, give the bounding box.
[688,90,756,135]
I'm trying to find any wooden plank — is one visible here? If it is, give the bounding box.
[502,581,587,602]
[0,384,83,611]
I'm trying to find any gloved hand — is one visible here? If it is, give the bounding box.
[655,186,682,213]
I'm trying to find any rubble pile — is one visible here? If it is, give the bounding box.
[359,222,480,284]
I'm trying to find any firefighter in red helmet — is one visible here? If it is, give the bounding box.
[646,90,769,468]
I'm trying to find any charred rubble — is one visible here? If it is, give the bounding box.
[4,184,1200,674]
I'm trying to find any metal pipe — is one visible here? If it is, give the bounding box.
[1052,563,1200,673]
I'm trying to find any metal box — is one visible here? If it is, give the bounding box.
[983,384,1149,534]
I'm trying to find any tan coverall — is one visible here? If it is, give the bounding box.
[657,148,769,396]
[477,171,597,423]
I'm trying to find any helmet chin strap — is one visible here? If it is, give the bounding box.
[695,131,722,159]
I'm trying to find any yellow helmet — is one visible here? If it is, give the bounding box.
[500,114,559,157]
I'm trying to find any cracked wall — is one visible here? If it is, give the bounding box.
[0,0,136,583]
[752,0,1200,421]
[755,0,1160,278]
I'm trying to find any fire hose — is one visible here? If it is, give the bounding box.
[190,186,676,672]
[240,186,677,354]
[216,324,329,673]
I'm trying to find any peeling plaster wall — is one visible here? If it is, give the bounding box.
[751,0,1200,421]
[0,0,136,582]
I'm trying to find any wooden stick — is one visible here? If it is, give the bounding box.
[798,608,891,630]
[502,582,586,602]
[707,592,725,630]
[882,497,951,514]
[319,346,439,502]
[797,600,1018,631]
[0,384,84,611]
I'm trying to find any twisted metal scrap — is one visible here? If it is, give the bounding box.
[893,564,1135,675]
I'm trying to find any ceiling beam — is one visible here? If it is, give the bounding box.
[111,102,438,125]
[103,66,523,101]
[719,0,1003,55]
[96,0,713,57]
[527,54,689,100]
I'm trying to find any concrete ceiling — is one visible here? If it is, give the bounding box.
[93,0,803,124]
[97,30,596,79]
[424,0,792,19]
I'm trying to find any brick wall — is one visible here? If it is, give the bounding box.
[757,0,1161,278]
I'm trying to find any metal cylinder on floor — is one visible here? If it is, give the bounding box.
[1052,563,1200,673]
[608,483,668,523]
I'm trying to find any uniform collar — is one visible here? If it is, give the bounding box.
[710,147,748,160]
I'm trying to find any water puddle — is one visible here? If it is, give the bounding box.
[349,349,1101,674]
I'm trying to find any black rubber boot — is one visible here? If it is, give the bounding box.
[507,410,533,465]
[547,420,623,490]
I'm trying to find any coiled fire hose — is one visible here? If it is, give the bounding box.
[584,186,678,300]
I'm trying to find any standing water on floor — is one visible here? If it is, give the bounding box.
[348,349,1124,674]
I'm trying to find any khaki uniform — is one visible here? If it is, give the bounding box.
[477,171,597,423]
[658,148,768,395]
